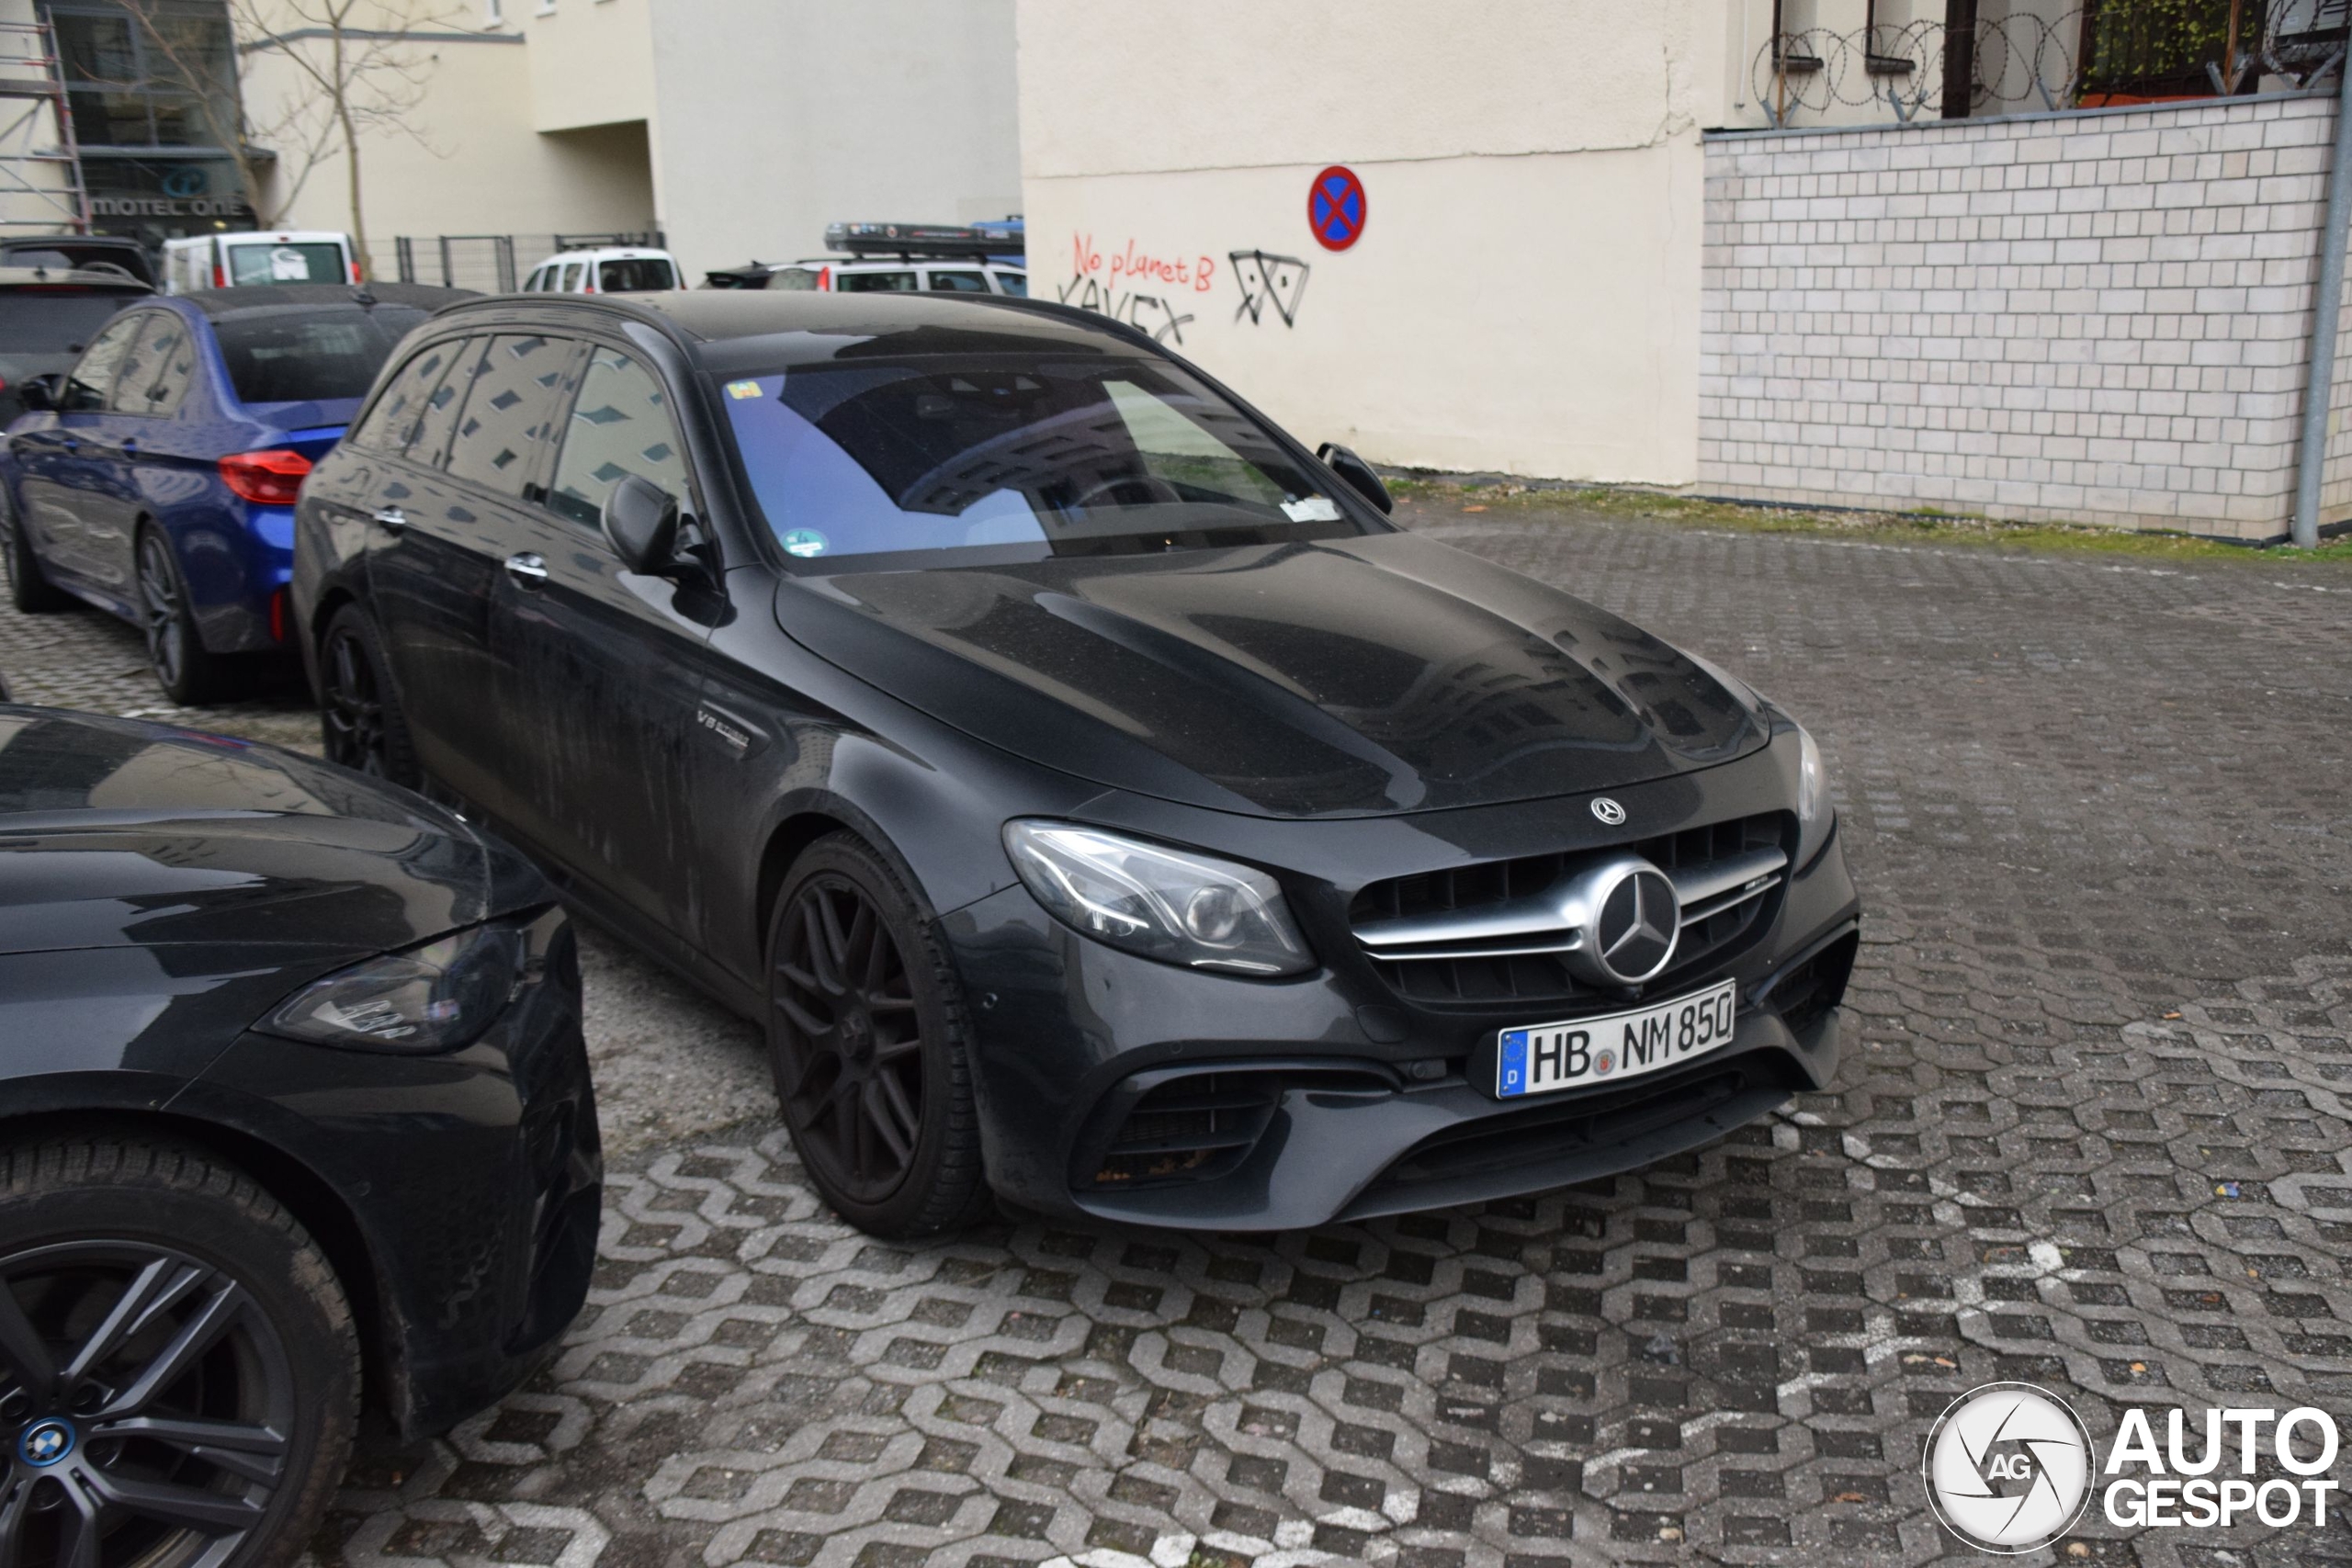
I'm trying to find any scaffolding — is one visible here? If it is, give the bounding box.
[0,16,85,233]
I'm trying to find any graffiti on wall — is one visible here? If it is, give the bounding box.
[1060,234,1213,342]
[1229,251,1310,328]
[1055,275,1197,345]
[1057,234,1314,338]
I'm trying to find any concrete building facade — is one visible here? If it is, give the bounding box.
[1017,0,2352,540]
[240,0,1019,286]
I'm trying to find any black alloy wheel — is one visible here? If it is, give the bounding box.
[766,832,986,1237]
[317,606,418,789]
[0,1141,356,1568]
[1,501,72,615]
[134,532,232,706]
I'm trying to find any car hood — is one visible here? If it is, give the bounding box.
[0,706,543,956]
[775,531,1767,818]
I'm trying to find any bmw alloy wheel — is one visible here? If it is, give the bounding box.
[0,1240,293,1568]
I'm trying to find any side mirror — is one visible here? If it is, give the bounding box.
[16,374,59,412]
[1317,442,1392,515]
[600,472,680,575]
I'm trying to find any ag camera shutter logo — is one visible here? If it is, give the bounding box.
[1923,1382,2095,1553]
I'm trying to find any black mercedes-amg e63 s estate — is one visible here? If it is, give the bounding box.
[290,289,1860,1238]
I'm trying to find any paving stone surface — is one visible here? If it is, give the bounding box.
[5,502,2350,1565]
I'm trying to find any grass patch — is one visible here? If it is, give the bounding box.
[1387,477,2352,566]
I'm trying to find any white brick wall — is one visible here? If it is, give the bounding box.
[1699,93,2352,540]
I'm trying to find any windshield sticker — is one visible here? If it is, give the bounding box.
[1282,495,1341,523]
[778,529,829,558]
[725,379,764,400]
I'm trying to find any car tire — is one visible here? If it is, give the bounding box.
[0,1134,360,1568]
[765,830,990,1238]
[2,491,74,614]
[317,604,421,789]
[135,527,241,705]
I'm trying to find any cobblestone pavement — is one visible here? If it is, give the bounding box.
[6,504,2352,1566]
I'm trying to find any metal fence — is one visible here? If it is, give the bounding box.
[379,231,668,292]
[1753,0,2349,126]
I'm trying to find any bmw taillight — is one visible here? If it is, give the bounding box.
[220,448,312,505]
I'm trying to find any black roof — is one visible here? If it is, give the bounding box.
[435,289,1146,368]
[183,282,477,320]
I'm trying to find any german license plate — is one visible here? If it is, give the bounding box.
[1495,980,1739,1099]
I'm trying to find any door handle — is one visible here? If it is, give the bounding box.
[370,507,407,533]
[503,551,548,588]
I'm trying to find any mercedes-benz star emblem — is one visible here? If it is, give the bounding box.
[1559,856,1681,986]
[1589,796,1626,826]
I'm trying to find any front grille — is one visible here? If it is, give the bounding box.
[1349,811,1793,1005]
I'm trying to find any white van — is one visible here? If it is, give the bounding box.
[163,231,358,294]
[519,247,680,295]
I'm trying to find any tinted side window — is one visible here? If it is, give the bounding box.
[836,270,916,293]
[142,315,197,415]
[996,272,1028,297]
[347,337,464,454]
[109,312,193,415]
[549,347,687,526]
[62,312,143,411]
[105,312,166,412]
[411,337,489,468]
[443,334,573,498]
[926,270,989,294]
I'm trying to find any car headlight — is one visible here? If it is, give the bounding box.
[1795,723,1833,869]
[260,922,526,1053]
[1003,820,1312,977]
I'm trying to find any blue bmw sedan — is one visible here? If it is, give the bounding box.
[0,282,470,702]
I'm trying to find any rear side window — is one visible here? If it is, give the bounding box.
[225,242,345,286]
[596,258,674,293]
[443,334,574,497]
[410,337,488,466]
[0,289,137,355]
[549,346,687,526]
[62,312,143,410]
[997,272,1027,297]
[836,270,916,293]
[348,337,466,454]
[214,305,432,405]
[109,312,191,415]
[141,316,197,414]
[925,270,989,294]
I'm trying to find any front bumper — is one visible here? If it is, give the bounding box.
[178,908,603,1435]
[940,758,1860,1232]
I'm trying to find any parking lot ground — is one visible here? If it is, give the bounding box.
[5,501,2350,1567]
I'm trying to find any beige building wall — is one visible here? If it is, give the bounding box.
[1018,0,1724,485]
[238,0,658,278]
[643,0,1021,273]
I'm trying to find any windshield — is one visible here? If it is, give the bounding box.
[717,354,1373,569]
[226,243,345,286]
[216,305,434,404]
[598,258,675,292]
[0,291,139,355]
